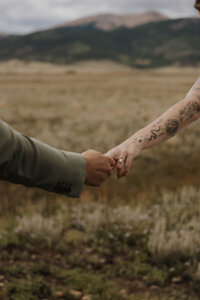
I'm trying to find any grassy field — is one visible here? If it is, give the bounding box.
[0,60,200,299]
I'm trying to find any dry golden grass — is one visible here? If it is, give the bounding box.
[0,60,200,299]
[0,60,199,207]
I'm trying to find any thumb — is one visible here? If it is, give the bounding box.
[105,149,120,161]
[106,155,116,167]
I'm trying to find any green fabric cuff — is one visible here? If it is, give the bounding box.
[61,152,86,198]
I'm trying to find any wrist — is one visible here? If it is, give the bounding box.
[132,132,146,150]
[122,135,143,157]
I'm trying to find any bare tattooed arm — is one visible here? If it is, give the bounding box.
[106,77,200,178]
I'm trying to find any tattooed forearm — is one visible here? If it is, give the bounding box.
[165,119,180,136]
[126,78,200,153]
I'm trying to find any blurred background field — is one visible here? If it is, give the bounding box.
[0,60,200,299]
[0,60,200,202]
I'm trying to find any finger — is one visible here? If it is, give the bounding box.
[106,156,116,167]
[120,154,135,177]
[118,151,130,178]
[105,163,115,177]
[107,168,113,177]
[117,167,121,179]
[116,150,128,169]
[117,164,125,178]
[124,154,133,174]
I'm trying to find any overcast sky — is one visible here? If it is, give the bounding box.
[0,0,198,34]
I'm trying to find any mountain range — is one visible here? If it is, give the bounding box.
[56,12,169,31]
[0,12,199,68]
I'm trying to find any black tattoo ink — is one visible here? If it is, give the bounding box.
[165,119,179,136]
[137,136,143,143]
[179,101,200,122]
[179,108,185,122]
[145,126,162,142]
[193,95,200,109]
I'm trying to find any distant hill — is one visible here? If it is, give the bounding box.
[0,17,199,68]
[57,12,169,31]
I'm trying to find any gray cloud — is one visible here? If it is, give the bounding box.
[0,0,198,34]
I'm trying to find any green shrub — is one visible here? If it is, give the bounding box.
[30,261,52,276]
[63,268,119,299]
[6,277,52,300]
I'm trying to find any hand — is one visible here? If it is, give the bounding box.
[105,138,142,179]
[82,149,116,186]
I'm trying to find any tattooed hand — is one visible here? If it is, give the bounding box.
[105,138,143,178]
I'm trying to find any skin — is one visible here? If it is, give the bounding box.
[106,5,200,179]
[104,7,200,179]
[82,150,115,186]
[85,8,200,184]
[84,7,200,184]
[106,7,200,179]
[106,77,200,178]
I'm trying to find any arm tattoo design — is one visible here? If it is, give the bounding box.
[145,126,164,142]
[165,119,180,136]
[179,101,200,122]
[131,136,144,145]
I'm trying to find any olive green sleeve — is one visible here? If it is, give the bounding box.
[0,120,86,198]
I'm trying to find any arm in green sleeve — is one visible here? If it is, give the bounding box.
[0,120,86,198]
